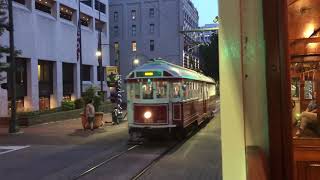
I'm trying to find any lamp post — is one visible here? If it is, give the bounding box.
[97,0,104,98]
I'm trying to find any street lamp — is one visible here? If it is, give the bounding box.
[133,58,139,66]
[96,50,102,57]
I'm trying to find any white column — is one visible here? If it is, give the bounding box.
[0,57,8,117]
[72,62,81,100]
[50,61,63,108]
[24,58,39,111]
[92,65,97,84]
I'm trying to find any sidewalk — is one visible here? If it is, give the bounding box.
[0,111,128,146]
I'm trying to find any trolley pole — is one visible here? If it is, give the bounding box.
[8,0,19,133]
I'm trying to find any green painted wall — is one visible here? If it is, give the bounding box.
[219,0,269,179]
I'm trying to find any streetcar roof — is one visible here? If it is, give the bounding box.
[126,58,215,83]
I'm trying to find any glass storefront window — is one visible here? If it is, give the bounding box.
[142,80,153,99]
[155,81,167,98]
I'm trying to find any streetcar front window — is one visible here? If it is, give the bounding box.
[142,80,153,99]
[129,83,140,99]
[155,81,168,98]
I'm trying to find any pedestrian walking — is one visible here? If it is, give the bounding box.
[112,107,119,125]
[86,99,95,130]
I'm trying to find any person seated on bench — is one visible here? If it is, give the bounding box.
[296,92,319,137]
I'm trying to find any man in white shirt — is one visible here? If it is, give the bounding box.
[86,100,95,130]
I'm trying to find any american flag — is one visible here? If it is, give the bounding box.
[76,19,81,61]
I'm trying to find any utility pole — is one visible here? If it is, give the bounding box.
[98,1,103,98]
[8,0,18,133]
[78,0,83,95]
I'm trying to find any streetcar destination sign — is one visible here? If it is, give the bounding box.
[136,71,162,77]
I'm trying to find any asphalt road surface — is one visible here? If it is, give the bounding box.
[0,113,221,180]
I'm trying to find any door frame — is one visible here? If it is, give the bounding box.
[263,0,293,179]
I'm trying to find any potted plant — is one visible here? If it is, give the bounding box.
[81,86,104,129]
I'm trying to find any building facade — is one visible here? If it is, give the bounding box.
[109,0,200,80]
[198,23,219,44]
[0,0,110,118]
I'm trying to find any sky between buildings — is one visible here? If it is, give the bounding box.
[192,0,219,27]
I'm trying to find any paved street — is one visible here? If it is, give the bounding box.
[139,113,222,180]
[0,112,221,180]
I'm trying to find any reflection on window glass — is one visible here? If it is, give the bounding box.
[142,80,153,99]
[155,81,167,98]
[171,82,181,98]
[291,78,300,98]
[182,82,188,98]
[304,81,313,99]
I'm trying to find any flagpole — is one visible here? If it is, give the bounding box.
[78,0,83,95]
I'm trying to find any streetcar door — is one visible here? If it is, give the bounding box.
[203,83,207,113]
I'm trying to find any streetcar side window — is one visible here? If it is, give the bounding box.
[142,80,153,99]
[155,81,168,98]
[171,82,181,98]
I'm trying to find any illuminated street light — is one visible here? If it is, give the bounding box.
[96,50,102,57]
[133,58,140,65]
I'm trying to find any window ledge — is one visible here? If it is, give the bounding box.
[13,3,31,13]
[35,10,56,21]
[81,26,93,32]
[60,19,76,27]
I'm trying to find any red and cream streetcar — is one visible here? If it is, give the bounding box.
[126,58,217,139]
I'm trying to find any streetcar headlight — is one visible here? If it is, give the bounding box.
[144,111,152,119]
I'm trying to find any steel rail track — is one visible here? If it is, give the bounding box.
[72,145,139,180]
[130,127,201,180]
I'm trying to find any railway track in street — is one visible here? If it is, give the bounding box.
[72,117,214,180]
[72,145,140,180]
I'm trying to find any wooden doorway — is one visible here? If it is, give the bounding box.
[264,0,320,179]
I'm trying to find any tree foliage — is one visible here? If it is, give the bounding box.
[199,32,219,81]
[0,0,8,83]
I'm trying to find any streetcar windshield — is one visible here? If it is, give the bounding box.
[142,80,153,99]
[129,83,140,99]
[155,81,168,98]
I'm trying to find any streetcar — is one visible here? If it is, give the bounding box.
[125,58,217,140]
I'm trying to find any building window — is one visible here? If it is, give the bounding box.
[38,60,53,97]
[62,63,74,96]
[95,19,105,32]
[38,63,51,81]
[81,0,92,7]
[114,42,120,61]
[132,41,137,52]
[113,26,119,36]
[150,40,154,51]
[6,58,28,99]
[35,0,54,14]
[114,12,118,22]
[13,0,25,5]
[149,8,155,17]
[81,65,91,81]
[80,13,91,27]
[132,25,136,36]
[95,0,106,14]
[60,4,74,21]
[97,66,105,81]
[150,24,154,33]
[131,10,136,20]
